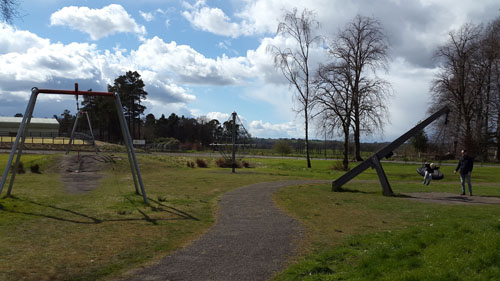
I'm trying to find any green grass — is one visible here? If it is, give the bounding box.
[270,160,500,281]
[0,153,284,281]
[1,153,500,280]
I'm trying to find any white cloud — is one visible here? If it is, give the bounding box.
[0,23,50,54]
[50,4,146,40]
[0,25,260,121]
[182,0,242,37]
[206,112,230,122]
[140,11,154,22]
[131,36,254,85]
[249,120,300,138]
[0,40,100,90]
[140,70,196,104]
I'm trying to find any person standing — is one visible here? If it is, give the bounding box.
[454,149,474,196]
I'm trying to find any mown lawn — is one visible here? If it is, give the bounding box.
[270,159,500,281]
[0,153,286,280]
[1,153,499,280]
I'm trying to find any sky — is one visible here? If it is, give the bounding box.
[0,0,499,141]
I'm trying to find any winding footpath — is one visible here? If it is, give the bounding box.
[120,180,329,281]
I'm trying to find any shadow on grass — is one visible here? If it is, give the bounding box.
[333,187,373,194]
[0,195,199,225]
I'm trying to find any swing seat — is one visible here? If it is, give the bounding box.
[417,166,444,180]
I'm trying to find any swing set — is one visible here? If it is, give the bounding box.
[0,84,149,204]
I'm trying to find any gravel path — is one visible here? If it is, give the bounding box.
[120,179,329,281]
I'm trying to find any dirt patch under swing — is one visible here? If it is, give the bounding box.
[58,154,115,194]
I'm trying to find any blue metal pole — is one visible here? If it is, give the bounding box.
[114,93,148,204]
[66,111,80,155]
[0,88,38,195]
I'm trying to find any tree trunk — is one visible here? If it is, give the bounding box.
[497,111,500,162]
[353,102,363,161]
[305,107,312,168]
[343,126,349,170]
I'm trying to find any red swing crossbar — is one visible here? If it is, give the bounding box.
[37,83,114,97]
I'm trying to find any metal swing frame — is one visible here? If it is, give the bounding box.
[66,110,99,155]
[0,83,149,204]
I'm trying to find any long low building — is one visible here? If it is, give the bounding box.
[0,116,60,137]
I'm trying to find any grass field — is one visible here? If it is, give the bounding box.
[270,161,500,281]
[0,153,499,280]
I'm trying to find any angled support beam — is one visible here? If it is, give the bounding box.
[84,112,99,154]
[0,88,39,195]
[66,112,81,155]
[114,92,148,205]
[370,155,393,196]
[332,106,450,195]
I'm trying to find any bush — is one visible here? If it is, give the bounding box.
[330,161,349,171]
[242,160,254,168]
[30,164,41,174]
[186,161,195,168]
[215,158,242,168]
[274,140,292,156]
[12,162,25,174]
[196,158,208,168]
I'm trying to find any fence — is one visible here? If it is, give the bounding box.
[0,136,91,145]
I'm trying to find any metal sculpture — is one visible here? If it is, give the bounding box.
[210,112,252,173]
[332,106,450,196]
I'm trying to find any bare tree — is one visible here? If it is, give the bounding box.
[313,62,354,170]
[1,0,21,24]
[432,23,484,154]
[484,17,500,161]
[267,8,321,168]
[329,15,391,161]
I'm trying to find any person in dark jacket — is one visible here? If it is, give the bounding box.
[454,149,474,196]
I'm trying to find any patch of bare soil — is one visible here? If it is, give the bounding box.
[58,154,115,194]
[400,192,500,205]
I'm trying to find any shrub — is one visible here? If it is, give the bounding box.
[330,161,349,171]
[12,162,25,174]
[242,160,254,168]
[274,140,292,156]
[30,164,41,173]
[186,161,195,168]
[196,158,208,168]
[215,158,242,168]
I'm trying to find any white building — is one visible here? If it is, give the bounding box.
[0,117,60,137]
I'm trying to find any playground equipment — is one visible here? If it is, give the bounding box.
[0,84,149,204]
[210,112,252,173]
[332,106,450,196]
[417,164,444,180]
[66,110,98,155]
[66,93,98,155]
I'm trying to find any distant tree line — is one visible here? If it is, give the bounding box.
[54,71,235,149]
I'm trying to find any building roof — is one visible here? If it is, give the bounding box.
[0,116,59,125]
